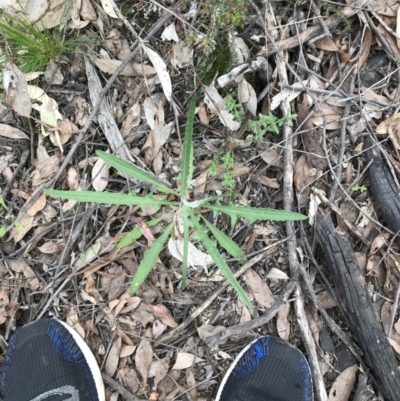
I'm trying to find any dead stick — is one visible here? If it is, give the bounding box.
[265,0,367,55]
[275,13,328,400]
[155,243,287,345]
[206,277,297,347]
[102,373,143,401]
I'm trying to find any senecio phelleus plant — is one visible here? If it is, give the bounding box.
[46,96,307,311]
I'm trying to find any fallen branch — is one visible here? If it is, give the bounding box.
[316,214,400,401]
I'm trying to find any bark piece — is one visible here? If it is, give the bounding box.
[316,215,400,401]
[363,136,400,245]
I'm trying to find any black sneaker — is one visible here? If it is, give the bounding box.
[0,318,105,401]
[215,336,313,401]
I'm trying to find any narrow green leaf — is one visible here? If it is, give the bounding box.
[0,225,6,237]
[205,204,307,226]
[181,204,189,288]
[116,215,164,249]
[46,190,178,208]
[201,216,245,259]
[180,95,197,199]
[0,196,7,210]
[188,209,253,311]
[130,223,173,294]
[117,226,141,249]
[96,150,177,195]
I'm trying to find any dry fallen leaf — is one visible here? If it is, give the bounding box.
[316,290,337,309]
[7,259,40,290]
[135,339,153,385]
[171,42,193,69]
[313,38,339,51]
[244,269,274,309]
[197,325,226,342]
[375,112,400,150]
[150,304,178,328]
[369,0,398,16]
[152,320,167,339]
[0,124,30,140]
[172,352,203,370]
[94,58,156,77]
[80,0,97,20]
[310,102,342,130]
[120,345,136,358]
[38,239,65,254]
[92,156,110,192]
[105,336,122,377]
[148,356,170,390]
[259,145,283,169]
[266,268,289,280]
[27,85,62,133]
[100,0,118,18]
[121,102,141,137]
[203,86,240,131]
[294,154,318,208]
[168,238,213,271]
[141,45,172,102]
[271,80,307,111]
[3,62,32,117]
[276,303,290,340]
[328,364,358,401]
[238,78,257,116]
[161,23,179,42]
[65,306,85,339]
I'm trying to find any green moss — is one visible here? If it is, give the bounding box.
[199,42,232,85]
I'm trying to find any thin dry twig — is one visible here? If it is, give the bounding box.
[206,277,298,347]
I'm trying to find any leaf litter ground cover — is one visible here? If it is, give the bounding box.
[1,0,400,400]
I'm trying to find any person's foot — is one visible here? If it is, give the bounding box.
[215,335,313,401]
[0,318,105,401]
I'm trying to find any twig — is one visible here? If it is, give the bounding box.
[264,0,366,56]
[329,73,356,202]
[387,276,400,338]
[313,187,371,246]
[2,149,29,200]
[206,277,297,347]
[156,250,276,345]
[273,12,328,401]
[368,7,400,41]
[310,0,332,38]
[102,373,143,401]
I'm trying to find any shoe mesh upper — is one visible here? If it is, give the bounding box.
[0,318,100,401]
[217,336,313,401]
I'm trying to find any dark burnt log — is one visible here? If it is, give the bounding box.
[364,136,400,245]
[316,215,400,401]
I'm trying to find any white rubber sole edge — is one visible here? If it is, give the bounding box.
[214,336,260,401]
[57,319,106,401]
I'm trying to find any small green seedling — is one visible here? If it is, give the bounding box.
[349,183,367,193]
[46,95,307,311]
[0,196,25,237]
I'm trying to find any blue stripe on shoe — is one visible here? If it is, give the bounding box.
[48,318,86,363]
[300,357,313,401]
[229,337,270,380]
[47,318,100,401]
